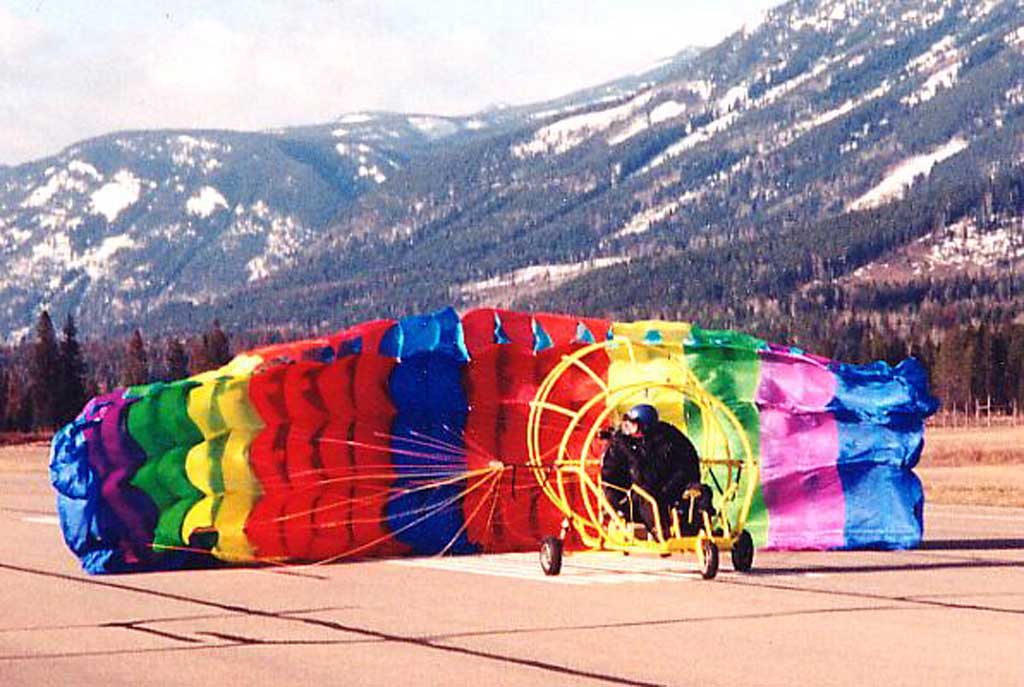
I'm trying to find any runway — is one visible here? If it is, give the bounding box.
[2,447,1022,686]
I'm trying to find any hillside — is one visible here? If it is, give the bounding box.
[177,0,1024,336]
[1,0,1022,342]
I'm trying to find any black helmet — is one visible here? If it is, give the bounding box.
[624,404,658,430]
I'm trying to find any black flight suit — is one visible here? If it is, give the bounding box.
[601,420,705,539]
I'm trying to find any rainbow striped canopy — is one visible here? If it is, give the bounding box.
[50,307,938,574]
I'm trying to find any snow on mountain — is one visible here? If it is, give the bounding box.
[512,90,655,157]
[849,137,969,211]
[337,113,375,125]
[925,216,1024,269]
[459,257,630,306]
[848,214,1024,283]
[90,170,142,222]
[650,100,687,125]
[643,112,741,173]
[3,0,1024,338]
[407,116,460,139]
[902,35,963,106]
[1007,24,1024,47]
[78,234,137,280]
[170,135,230,169]
[22,166,92,208]
[186,186,228,217]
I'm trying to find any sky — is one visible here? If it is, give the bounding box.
[0,0,783,166]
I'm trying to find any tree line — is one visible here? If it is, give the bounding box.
[8,300,1024,437]
[0,311,235,432]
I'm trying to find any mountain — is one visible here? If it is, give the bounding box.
[3,0,1023,342]
[0,48,696,340]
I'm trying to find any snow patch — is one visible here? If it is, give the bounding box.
[513,91,654,157]
[358,164,387,183]
[849,138,969,211]
[251,200,271,219]
[904,60,961,106]
[186,186,228,218]
[23,168,92,208]
[31,231,72,264]
[170,136,229,168]
[79,234,136,280]
[608,117,650,146]
[685,80,713,101]
[717,84,749,114]
[790,1,849,32]
[609,98,691,147]
[4,228,32,247]
[908,35,956,72]
[337,113,374,125]
[236,207,311,281]
[461,257,628,296]
[643,111,739,172]
[68,160,101,180]
[90,170,142,222]
[408,116,458,139]
[1006,25,1024,49]
[754,58,832,108]
[650,100,687,124]
[923,217,1024,269]
[798,99,858,133]
[790,81,891,140]
[615,196,698,238]
[247,256,269,281]
[1007,84,1024,106]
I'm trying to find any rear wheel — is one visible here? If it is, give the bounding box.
[699,539,719,580]
[539,536,563,576]
[731,530,754,572]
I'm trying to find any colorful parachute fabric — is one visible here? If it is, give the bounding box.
[49,307,938,573]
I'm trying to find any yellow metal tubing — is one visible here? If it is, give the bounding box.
[527,337,759,560]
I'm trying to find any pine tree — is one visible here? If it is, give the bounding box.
[56,314,86,425]
[188,336,212,375]
[934,327,974,408]
[164,338,189,381]
[123,329,149,387]
[28,310,60,430]
[1006,325,1024,407]
[7,370,32,432]
[971,324,993,403]
[205,319,232,368]
[0,365,9,430]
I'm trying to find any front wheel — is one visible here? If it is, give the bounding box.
[540,536,563,576]
[699,539,719,580]
[731,530,754,572]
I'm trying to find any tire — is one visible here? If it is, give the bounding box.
[540,536,563,576]
[731,530,754,573]
[699,539,719,580]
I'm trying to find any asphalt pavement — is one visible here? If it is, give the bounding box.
[2,448,1022,686]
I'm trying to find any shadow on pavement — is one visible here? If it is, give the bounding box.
[748,559,1022,576]
[919,538,1024,551]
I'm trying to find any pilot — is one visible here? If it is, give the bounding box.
[600,403,711,539]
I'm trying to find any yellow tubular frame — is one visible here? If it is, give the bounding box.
[526,338,759,557]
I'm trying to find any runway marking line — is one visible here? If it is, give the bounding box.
[21,515,60,525]
[927,511,1024,523]
[390,552,701,584]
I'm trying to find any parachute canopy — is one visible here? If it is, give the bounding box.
[50,307,938,574]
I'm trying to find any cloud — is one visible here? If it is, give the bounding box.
[0,1,783,165]
[0,6,46,64]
